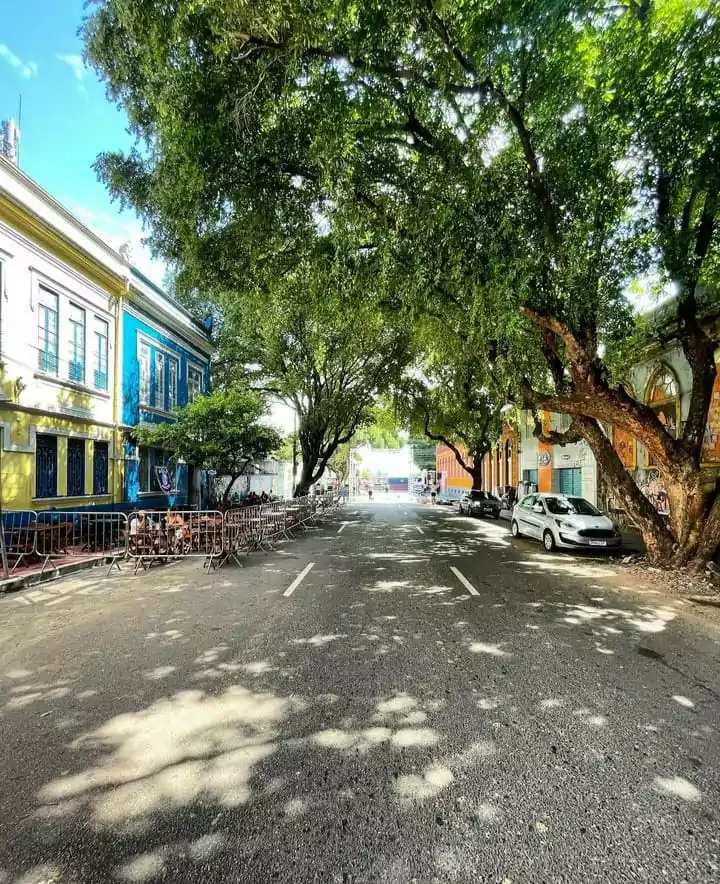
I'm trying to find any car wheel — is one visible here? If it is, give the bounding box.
[493,512,500,520]
[543,530,555,552]
[511,520,521,538]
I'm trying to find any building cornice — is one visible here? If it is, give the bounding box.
[0,189,126,297]
[126,293,212,356]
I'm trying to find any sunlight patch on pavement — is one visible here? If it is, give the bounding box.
[116,850,165,882]
[290,633,348,647]
[539,698,564,710]
[37,686,299,824]
[653,776,701,802]
[573,708,608,728]
[391,727,438,747]
[284,797,310,818]
[477,698,501,711]
[143,666,176,681]
[394,763,454,803]
[475,801,501,823]
[468,641,510,657]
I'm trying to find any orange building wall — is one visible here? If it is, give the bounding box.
[436,444,472,491]
[435,427,519,494]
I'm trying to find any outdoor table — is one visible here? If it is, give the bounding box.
[33,521,73,555]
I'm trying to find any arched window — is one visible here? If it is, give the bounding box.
[644,364,680,466]
[505,438,513,488]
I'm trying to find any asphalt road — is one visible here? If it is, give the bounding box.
[0,499,719,884]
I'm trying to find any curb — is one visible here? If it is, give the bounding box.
[0,555,117,595]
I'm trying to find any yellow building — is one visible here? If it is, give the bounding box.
[0,155,127,511]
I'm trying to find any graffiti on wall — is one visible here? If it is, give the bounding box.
[636,468,670,515]
[701,375,720,462]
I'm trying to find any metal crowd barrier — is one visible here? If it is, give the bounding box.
[2,510,39,575]
[9,511,128,577]
[127,509,224,573]
[0,493,344,584]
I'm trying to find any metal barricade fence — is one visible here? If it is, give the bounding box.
[315,491,339,518]
[0,493,340,582]
[2,511,39,575]
[222,505,263,565]
[127,509,224,573]
[261,499,291,547]
[31,511,128,576]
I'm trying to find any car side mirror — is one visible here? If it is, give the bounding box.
[532,504,544,513]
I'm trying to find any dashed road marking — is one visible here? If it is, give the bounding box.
[337,523,348,533]
[450,566,479,597]
[283,562,316,597]
[416,526,424,534]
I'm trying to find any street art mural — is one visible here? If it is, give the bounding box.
[636,468,670,516]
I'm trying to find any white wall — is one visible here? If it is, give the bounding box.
[0,220,117,427]
[519,413,539,474]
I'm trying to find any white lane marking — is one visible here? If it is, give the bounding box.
[337,523,348,533]
[416,526,424,534]
[450,566,479,597]
[284,562,316,598]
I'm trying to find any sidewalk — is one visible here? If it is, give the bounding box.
[0,553,116,593]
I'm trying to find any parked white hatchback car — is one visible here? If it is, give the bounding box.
[511,493,622,552]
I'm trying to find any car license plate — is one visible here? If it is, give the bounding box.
[589,540,606,547]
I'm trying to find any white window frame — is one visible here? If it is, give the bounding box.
[168,356,179,410]
[37,286,60,375]
[68,302,86,384]
[139,342,151,405]
[93,316,109,391]
[154,351,165,409]
[188,365,204,402]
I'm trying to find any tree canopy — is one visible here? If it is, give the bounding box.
[137,387,281,505]
[85,0,720,567]
[206,247,411,495]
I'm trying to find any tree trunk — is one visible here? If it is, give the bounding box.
[293,460,315,498]
[470,461,483,491]
[222,473,241,508]
[689,490,720,573]
[575,417,676,563]
[576,417,720,569]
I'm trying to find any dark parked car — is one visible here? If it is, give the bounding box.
[458,490,502,519]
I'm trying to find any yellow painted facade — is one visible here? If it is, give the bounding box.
[0,409,123,510]
[0,158,127,512]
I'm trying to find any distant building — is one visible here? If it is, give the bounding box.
[436,427,519,499]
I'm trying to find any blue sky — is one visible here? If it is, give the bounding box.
[0,0,164,283]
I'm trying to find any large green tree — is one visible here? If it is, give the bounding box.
[402,372,505,492]
[137,387,282,505]
[216,252,411,496]
[86,1,720,568]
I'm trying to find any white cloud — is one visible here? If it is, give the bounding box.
[0,44,38,78]
[57,54,86,81]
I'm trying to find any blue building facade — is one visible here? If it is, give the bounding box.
[121,270,212,509]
